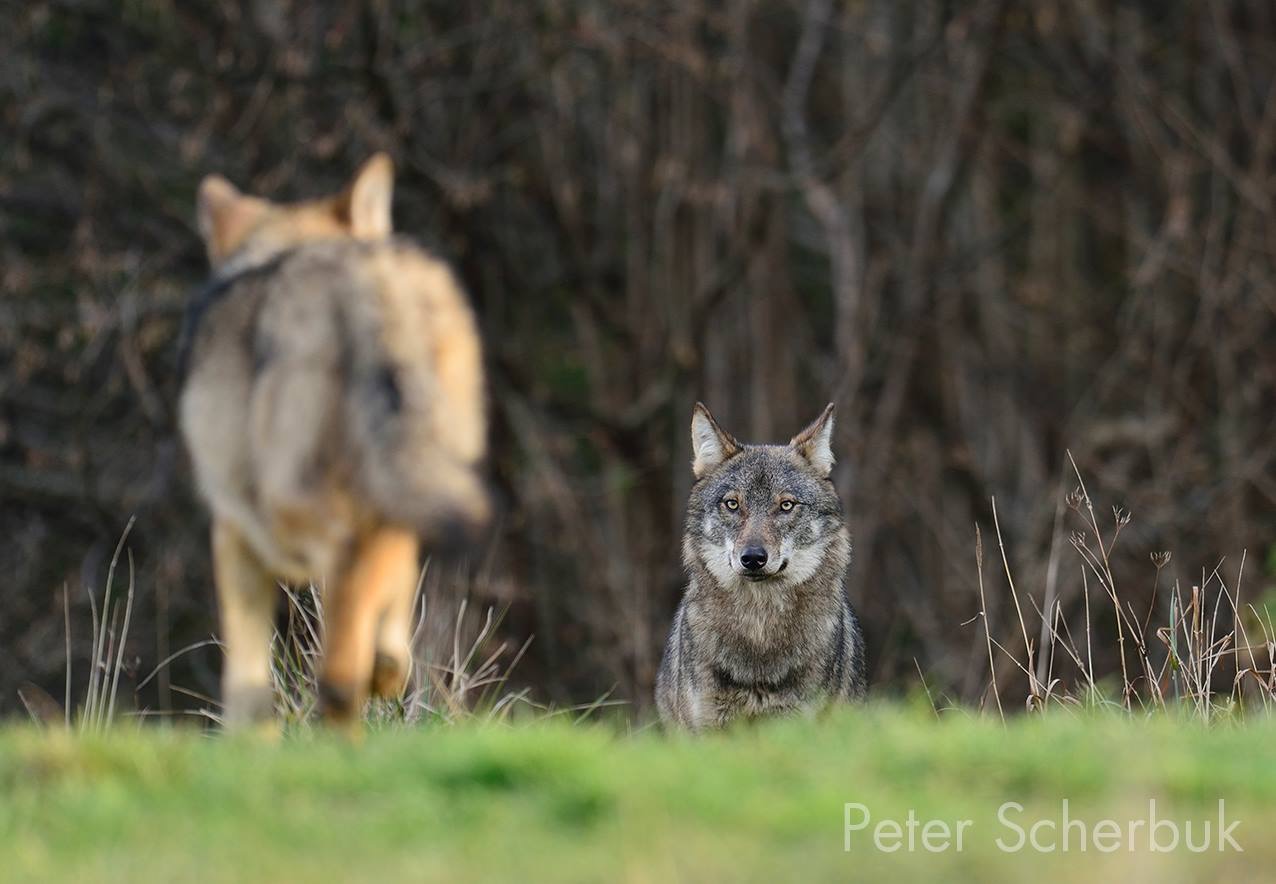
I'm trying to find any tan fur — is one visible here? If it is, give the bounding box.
[197,154,395,267]
[181,155,487,731]
[320,527,419,729]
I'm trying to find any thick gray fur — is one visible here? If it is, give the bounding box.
[656,403,867,729]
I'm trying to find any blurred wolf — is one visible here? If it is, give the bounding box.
[180,154,487,730]
[656,403,866,730]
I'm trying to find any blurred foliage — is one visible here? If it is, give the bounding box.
[2,0,1275,718]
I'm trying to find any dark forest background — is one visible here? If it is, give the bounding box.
[3,0,1276,719]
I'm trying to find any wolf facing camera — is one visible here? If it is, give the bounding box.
[656,402,867,729]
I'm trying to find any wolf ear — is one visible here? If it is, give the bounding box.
[690,402,741,479]
[196,175,267,263]
[338,153,394,239]
[790,403,836,477]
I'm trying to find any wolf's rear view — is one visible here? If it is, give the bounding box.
[180,154,487,730]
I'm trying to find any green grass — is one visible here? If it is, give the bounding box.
[3,705,1275,882]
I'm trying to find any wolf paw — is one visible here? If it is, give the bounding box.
[222,683,277,732]
[317,678,366,732]
[369,651,409,700]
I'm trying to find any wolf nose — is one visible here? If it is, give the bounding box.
[740,547,768,571]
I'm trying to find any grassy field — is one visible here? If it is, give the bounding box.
[3,705,1275,882]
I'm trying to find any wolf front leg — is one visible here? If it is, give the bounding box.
[372,528,421,699]
[370,532,420,701]
[212,519,278,729]
[320,526,419,729]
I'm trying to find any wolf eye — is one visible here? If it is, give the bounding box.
[723,497,739,511]
[779,500,796,512]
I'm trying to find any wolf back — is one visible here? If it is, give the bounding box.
[180,235,486,580]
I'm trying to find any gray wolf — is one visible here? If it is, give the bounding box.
[180,154,487,730]
[656,402,866,729]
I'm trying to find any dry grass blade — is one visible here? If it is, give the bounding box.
[62,583,71,728]
[973,523,1004,722]
[104,549,137,728]
[971,459,1276,722]
[991,497,1040,708]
